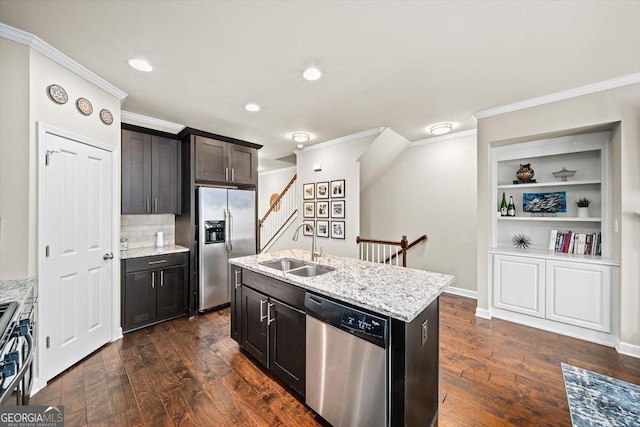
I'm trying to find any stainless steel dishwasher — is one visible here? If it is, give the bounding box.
[304,292,387,427]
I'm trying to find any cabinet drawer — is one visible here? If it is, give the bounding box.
[124,253,186,273]
[242,269,305,311]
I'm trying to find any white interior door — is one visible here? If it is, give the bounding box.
[41,131,113,381]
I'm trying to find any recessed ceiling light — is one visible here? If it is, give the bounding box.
[245,103,260,112]
[292,133,310,143]
[429,123,453,135]
[296,143,304,149]
[303,67,322,81]
[128,58,153,72]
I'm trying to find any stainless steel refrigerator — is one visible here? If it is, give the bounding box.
[198,187,256,311]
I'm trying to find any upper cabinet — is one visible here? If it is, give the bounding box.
[195,135,258,186]
[122,129,181,214]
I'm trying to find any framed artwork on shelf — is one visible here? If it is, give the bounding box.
[302,220,314,236]
[331,221,345,239]
[303,183,315,200]
[316,201,329,218]
[316,181,329,199]
[523,191,567,213]
[303,202,315,218]
[331,200,345,218]
[316,220,329,238]
[331,179,345,198]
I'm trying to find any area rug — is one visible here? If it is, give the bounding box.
[562,363,640,426]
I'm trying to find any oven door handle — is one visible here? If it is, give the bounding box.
[0,331,34,405]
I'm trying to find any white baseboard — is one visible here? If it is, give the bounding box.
[616,338,640,359]
[475,307,492,319]
[30,377,46,397]
[444,286,477,300]
[111,327,123,342]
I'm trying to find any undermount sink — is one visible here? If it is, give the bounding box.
[259,258,335,277]
[260,258,308,271]
[287,265,335,277]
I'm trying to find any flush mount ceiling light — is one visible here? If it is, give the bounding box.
[245,103,260,112]
[128,58,153,72]
[292,133,310,143]
[302,67,322,81]
[429,123,453,135]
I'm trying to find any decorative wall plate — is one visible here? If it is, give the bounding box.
[100,109,114,125]
[76,98,93,115]
[47,84,68,104]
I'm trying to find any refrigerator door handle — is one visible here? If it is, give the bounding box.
[223,209,229,254]
[228,210,233,254]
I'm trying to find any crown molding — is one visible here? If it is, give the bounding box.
[258,165,297,176]
[473,73,640,120]
[295,127,386,154]
[409,128,477,147]
[121,111,185,134]
[0,22,127,102]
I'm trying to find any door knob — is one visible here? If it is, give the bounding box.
[103,253,114,260]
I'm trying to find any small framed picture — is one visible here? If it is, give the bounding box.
[316,201,329,218]
[303,202,315,218]
[316,220,329,238]
[316,181,329,199]
[303,183,315,200]
[331,179,345,198]
[302,220,314,236]
[331,200,345,218]
[331,221,345,239]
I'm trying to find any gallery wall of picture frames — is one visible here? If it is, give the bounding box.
[302,179,346,239]
[46,83,114,125]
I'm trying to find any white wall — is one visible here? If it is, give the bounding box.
[258,166,296,218]
[360,133,477,292]
[0,37,122,280]
[0,38,30,278]
[476,83,640,349]
[268,134,377,256]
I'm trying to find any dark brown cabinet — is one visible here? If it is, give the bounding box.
[230,265,243,343]
[122,129,181,214]
[238,270,306,396]
[195,136,257,186]
[121,252,188,332]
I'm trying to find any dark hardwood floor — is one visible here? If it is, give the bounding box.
[31,294,640,426]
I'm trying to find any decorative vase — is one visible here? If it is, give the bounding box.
[577,207,589,218]
[516,163,535,182]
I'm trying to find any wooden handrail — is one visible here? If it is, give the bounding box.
[385,234,427,265]
[356,234,427,267]
[356,235,407,247]
[259,174,297,225]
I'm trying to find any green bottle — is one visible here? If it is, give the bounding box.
[507,196,516,217]
[500,192,508,216]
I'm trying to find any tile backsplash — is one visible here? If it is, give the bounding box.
[121,214,175,249]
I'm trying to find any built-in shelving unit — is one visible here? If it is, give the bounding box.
[489,131,618,347]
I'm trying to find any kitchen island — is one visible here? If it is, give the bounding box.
[229,249,454,427]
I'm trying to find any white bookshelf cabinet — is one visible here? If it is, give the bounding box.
[489,131,618,345]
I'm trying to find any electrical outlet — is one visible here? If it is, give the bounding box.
[421,320,428,345]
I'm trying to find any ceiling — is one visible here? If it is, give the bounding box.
[1,1,639,170]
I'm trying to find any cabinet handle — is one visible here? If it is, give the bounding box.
[154,198,158,212]
[260,299,267,322]
[146,198,150,213]
[160,270,164,287]
[148,260,167,265]
[231,168,235,182]
[225,167,229,181]
[234,269,241,289]
[151,271,155,288]
[267,302,275,325]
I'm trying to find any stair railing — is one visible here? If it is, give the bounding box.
[258,174,297,252]
[356,234,427,267]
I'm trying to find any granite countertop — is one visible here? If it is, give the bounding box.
[229,249,454,322]
[0,277,36,307]
[120,244,190,259]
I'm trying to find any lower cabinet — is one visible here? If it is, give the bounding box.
[238,271,306,396]
[493,254,614,333]
[122,252,188,332]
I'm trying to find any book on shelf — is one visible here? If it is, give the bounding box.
[548,230,601,256]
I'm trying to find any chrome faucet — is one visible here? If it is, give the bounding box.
[293,223,322,262]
